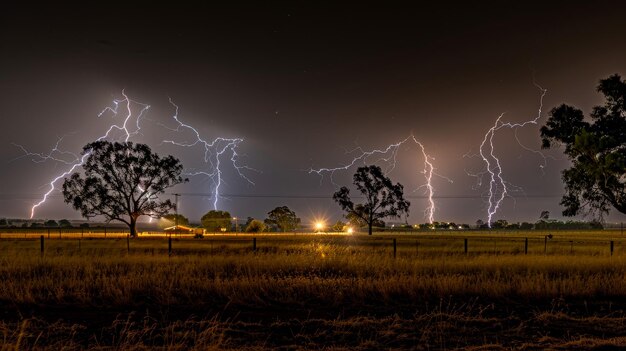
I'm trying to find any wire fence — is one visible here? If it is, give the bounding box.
[0,231,624,258]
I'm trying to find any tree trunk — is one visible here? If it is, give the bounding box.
[368,222,373,236]
[129,218,137,238]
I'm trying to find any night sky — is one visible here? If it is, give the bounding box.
[2,2,626,225]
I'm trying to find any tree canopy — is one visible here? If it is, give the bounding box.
[159,214,190,229]
[58,219,72,228]
[62,141,187,237]
[265,206,300,232]
[245,219,266,233]
[333,165,410,235]
[541,74,626,219]
[201,210,232,232]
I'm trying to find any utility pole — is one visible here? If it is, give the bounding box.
[173,193,180,237]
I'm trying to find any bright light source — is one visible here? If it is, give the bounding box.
[315,222,324,231]
[347,227,354,234]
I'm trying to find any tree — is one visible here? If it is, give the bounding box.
[44,220,58,227]
[244,216,254,228]
[159,214,190,228]
[492,219,509,229]
[333,165,410,235]
[265,206,300,232]
[476,219,485,229]
[62,141,187,237]
[541,74,626,219]
[520,222,534,230]
[331,220,346,232]
[58,219,72,228]
[245,219,266,233]
[201,210,231,232]
[346,208,367,228]
[0,218,7,227]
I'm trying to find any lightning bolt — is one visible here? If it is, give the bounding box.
[162,98,256,210]
[308,135,451,223]
[15,90,150,218]
[469,83,548,227]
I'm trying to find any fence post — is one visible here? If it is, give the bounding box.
[464,238,468,255]
[611,240,614,256]
[168,237,172,256]
[40,235,44,258]
[59,228,62,239]
[524,238,528,255]
[104,227,107,238]
[127,234,130,254]
[81,227,84,238]
[253,237,257,252]
[393,238,397,258]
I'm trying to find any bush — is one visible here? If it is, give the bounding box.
[246,219,266,233]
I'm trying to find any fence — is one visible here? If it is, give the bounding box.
[0,233,623,258]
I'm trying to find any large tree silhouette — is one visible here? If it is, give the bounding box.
[541,74,626,219]
[265,206,300,232]
[62,141,187,237]
[333,165,410,235]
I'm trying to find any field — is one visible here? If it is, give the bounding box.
[2,230,626,350]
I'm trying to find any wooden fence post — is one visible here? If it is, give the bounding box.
[393,238,397,258]
[464,238,468,255]
[40,235,44,258]
[127,234,130,254]
[524,238,528,255]
[253,237,257,252]
[168,237,172,256]
[611,240,614,256]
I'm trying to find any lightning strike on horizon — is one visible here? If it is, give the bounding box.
[470,83,548,227]
[308,135,451,224]
[16,91,150,218]
[162,98,256,210]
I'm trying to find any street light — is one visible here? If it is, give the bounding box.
[233,217,238,234]
[315,221,324,232]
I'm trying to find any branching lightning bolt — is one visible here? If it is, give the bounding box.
[162,98,256,210]
[469,83,548,226]
[308,135,451,223]
[15,90,150,218]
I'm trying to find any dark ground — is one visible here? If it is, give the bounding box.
[3,298,626,350]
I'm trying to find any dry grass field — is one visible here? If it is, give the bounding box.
[2,230,626,350]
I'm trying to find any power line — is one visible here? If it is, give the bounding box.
[0,192,564,200]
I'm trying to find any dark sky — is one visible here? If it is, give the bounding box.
[2,1,626,225]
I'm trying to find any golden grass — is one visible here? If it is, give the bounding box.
[1,231,626,349]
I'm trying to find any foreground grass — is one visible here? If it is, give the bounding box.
[2,232,626,349]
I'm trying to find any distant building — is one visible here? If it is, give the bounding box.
[164,225,204,235]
